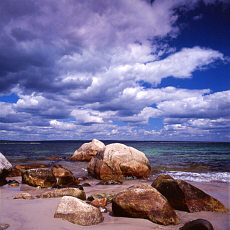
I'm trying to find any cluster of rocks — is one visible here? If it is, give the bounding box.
[0,140,228,228]
[72,139,151,180]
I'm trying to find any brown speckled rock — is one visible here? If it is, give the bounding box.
[87,143,151,180]
[112,184,179,225]
[36,187,86,200]
[71,139,105,161]
[14,192,34,200]
[51,164,79,187]
[8,164,46,177]
[152,175,228,213]
[54,196,103,225]
[21,168,56,188]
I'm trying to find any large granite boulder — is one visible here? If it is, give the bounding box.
[87,143,151,180]
[36,188,86,200]
[0,152,12,186]
[8,163,47,177]
[54,196,104,225]
[21,168,57,188]
[152,175,228,213]
[71,139,105,161]
[112,184,179,225]
[51,164,79,187]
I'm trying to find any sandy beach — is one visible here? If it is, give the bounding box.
[0,177,229,230]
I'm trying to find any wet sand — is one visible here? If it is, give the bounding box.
[0,177,229,230]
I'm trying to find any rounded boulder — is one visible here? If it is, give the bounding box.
[112,184,179,225]
[71,139,105,161]
[87,143,151,180]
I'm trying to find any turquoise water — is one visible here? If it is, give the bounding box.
[1,140,229,182]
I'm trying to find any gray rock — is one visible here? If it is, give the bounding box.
[0,152,12,186]
[54,196,103,225]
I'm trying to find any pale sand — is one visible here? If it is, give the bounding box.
[0,178,229,230]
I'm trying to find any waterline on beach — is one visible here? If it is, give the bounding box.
[165,171,230,183]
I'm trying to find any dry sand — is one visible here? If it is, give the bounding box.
[0,177,229,230]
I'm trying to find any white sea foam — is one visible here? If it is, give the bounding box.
[165,171,230,183]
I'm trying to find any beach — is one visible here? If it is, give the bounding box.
[1,141,230,229]
[0,176,229,230]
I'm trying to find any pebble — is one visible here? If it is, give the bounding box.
[0,224,10,230]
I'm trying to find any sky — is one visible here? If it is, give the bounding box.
[0,0,230,141]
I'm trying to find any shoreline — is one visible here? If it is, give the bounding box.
[1,177,229,230]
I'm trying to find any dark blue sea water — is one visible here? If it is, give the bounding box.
[0,140,229,182]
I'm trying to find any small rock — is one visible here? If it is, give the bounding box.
[97,180,122,185]
[54,196,104,225]
[0,224,10,230]
[87,193,114,203]
[36,188,86,200]
[99,206,107,213]
[14,192,34,200]
[91,198,107,207]
[180,219,214,230]
[78,176,88,181]
[81,183,91,187]
[8,180,19,187]
[47,156,63,161]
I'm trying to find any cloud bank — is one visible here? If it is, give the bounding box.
[0,0,229,141]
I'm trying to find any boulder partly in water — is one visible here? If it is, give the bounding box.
[87,143,151,180]
[21,168,57,188]
[152,175,228,213]
[71,139,105,161]
[8,164,47,177]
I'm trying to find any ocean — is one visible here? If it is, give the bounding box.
[1,140,229,183]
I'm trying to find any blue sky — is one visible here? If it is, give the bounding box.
[0,0,229,141]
